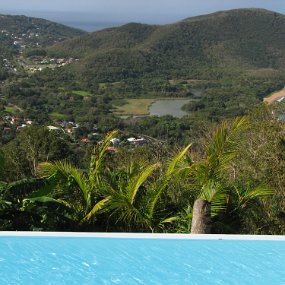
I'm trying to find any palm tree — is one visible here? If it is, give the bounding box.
[223,183,274,233]
[189,117,274,233]
[23,131,118,229]
[20,118,272,234]
[94,160,160,231]
[25,129,192,232]
[98,143,191,232]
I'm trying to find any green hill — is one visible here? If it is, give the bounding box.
[0,14,85,58]
[47,8,285,81]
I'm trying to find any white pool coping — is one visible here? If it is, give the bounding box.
[0,231,285,240]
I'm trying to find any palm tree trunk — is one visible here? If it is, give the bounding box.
[191,199,211,234]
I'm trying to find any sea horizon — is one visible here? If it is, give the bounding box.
[0,9,190,32]
[57,20,125,32]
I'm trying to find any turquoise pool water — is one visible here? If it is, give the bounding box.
[0,234,285,284]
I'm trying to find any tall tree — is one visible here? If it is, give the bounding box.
[23,131,118,230]
[188,116,273,233]
[2,125,71,179]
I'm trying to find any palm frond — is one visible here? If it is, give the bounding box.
[100,181,150,230]
[144,144,191,223]
[3,178,46,200]
[108,196,149,229]
[23,196,73,209]
[126,163,159,205]
[199,180,220,202]
[0,182,7,192]
[82,196,111,223]
[234,184,274,209]
[230,116,249,139]
[38,161,91,209]
[196,117,249,184]
[0,200,12,211]
[89,130,118,184]
[145,184,166,222]
[211,193,228,216]
[199,180,228,216]
[159,216,180,225]
[165,144,192,178]
[175,206,193,233]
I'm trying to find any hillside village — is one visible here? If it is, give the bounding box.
[0,14,84,74]
[2,55,79,74]
[1,27,42,51]
[0,113,151,148]
[0,14,84,50]
[25,56,79,72]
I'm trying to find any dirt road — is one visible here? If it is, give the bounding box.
[264,87,285,104]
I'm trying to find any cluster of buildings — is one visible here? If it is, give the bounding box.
[126,137,148,145]
[2,115,33,133]
[38,58,78,65]
[1,28,41,52]
[27,57,79,73]
[47,121,79,134]
[47,120,150,148]
[1,114,152,150]
[1,25,80,73]
[2,58,16,73]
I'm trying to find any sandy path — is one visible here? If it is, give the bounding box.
[264,87,285,104]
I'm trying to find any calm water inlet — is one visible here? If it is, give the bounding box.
[149,99,191,118]
[1,235,285,284]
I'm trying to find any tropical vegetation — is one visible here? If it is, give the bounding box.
[0,9,285,234]
[0,112,283,234]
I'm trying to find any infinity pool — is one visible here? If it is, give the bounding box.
[0,233,285,284]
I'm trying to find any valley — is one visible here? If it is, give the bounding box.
[1,8,285,146]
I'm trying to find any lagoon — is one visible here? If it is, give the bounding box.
[148,98,191,118]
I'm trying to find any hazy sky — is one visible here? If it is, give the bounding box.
[1,0,285,25]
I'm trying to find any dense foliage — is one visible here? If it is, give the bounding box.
[0,111,284,234]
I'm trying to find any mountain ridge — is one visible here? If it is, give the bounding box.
[46,8,285,78]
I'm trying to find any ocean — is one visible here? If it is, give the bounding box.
[58,20,124,32]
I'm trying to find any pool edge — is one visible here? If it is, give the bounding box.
[0,231,285,240]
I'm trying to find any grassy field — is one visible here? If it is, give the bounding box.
[49,112,68,120]
[5,104,23,114]
[5,106,16,114]
[71,90,93,97]
[113,99,156,116]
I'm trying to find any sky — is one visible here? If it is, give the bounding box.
[1,0,285,30]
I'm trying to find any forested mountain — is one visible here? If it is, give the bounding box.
[0,14,85,58]
[47,8,285,81]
